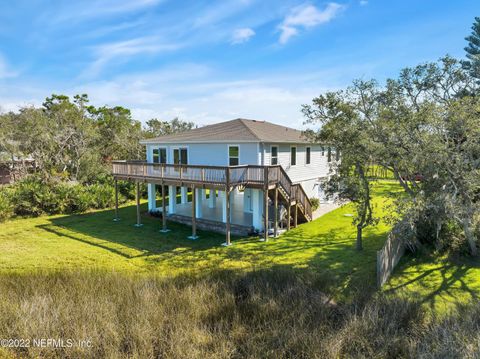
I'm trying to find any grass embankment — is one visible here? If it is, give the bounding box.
[1,270,480,359]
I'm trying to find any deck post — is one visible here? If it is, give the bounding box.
[188,186,198,240]
[160,184,170,233]
[274,184,278,238]
[262,166,269,242]
[113,178,120,222]
[223,168,231,246]
[134,181,143,227]
[287,202,291,230]
[294,203,298,228]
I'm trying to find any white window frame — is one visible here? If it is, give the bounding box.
[270,145,278,165]
[228,145,240,166]
[305,146,311,165]
[290,146,297,166]
[153,146,168,164]
[172,146,189,165]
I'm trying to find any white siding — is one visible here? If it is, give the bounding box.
[300,178,321,199]
[264,143,330,183]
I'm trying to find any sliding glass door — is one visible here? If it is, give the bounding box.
[173,148,188,165]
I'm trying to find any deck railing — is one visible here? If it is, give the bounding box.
[112,161,312,219]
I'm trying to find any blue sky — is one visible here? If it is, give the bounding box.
[0,0,478,128]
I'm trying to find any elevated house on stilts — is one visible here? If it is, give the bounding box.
[112,119,335,245]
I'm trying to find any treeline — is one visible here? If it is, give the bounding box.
[0,94,195,221]
[304,43,480,255]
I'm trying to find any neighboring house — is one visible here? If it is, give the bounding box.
[112,119,336,244]
[0,159,36,185]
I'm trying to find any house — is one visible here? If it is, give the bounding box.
[0,159,36,185]
[112,118,335,245]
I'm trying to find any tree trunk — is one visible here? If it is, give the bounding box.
[356,225,363,251]
[463,218,478,257]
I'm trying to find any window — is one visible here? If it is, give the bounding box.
[290,147,296,166]
[153,148,167,164]
[271,146,278,165]
[173,148,188,165]
[327,147,332,162]
[306,147,311,164]
[229,146,239,166]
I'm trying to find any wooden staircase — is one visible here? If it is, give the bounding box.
[266,166,312,224]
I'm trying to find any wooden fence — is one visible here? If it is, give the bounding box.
[376,219,413,287]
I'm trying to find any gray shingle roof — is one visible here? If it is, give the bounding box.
[141,118,310,144]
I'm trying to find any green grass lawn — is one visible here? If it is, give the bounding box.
[0,181,399,301]
[2,179,480,313]
[385,253,480,314]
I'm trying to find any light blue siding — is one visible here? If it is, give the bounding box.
[146,143,260,166]
[145,141,330,200]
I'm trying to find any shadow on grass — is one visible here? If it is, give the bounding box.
[34,201,390,300]
[39,204,231,259]
[385,253,480,311]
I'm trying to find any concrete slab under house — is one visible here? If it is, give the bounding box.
[112,118,338,245]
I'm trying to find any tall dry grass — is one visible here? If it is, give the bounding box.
[0,269,479,358]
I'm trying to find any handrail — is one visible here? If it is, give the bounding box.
[112,160,312,219]
[112,160,229,171]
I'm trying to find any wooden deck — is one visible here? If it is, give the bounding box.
[112,161,312,244]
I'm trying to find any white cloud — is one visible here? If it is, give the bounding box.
[69,63,368,127]
[278,2,345,44]
[83,37,182,78]
[0,60,377,128]
[231,28,256,44]
[52,0,162,24]
[193,0,253,28]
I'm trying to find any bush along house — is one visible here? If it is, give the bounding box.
[112,119,337,245]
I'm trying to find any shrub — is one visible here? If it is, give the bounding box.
[89,173,141,201]
[0,187,13,221]
[85,183,116,209]
[310,197,320,211]
[1,175,129,221]
[12,176,55,216]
